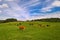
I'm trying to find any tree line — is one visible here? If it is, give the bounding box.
[0,18,60,23]
[31,18,60,22]
[0,18,17,23]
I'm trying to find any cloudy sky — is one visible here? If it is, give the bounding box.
[0,0,60,21]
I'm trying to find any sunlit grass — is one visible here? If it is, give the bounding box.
[0,21,60,40]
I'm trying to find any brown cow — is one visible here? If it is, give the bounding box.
[19,26,25,30]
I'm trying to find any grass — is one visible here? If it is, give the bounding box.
[0,21,60,40]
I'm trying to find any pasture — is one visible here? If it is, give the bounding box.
[0,21,60,40]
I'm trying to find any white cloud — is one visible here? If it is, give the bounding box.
[2,2,30,21]
[52,1,60,7]
[0,0,60,21]
[20,0,40,8]
[29,11,60,20]
[42,12,60,18]
[3,9,25,21]
[0,4,9,8]
[0,16,13,20]
[0,5,2,8]
[0,0,2,1]
[0,10,2,13]
[5,0,14,1]
[45,0,51,2]
[6,0,40,20]
[40,0,60,12]
[40,6,52,12]
[2,4,9,8]
[43,13,60,18]
[27,2,40,7]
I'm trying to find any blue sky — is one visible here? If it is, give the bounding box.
[0,0,60,21]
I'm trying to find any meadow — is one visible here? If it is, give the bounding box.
[0,21,60,40]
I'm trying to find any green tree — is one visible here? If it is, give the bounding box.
[5,18,17,22]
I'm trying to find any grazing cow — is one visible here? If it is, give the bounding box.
[46,25,50,27]
[38,24,45,27]
[19,26,25,30]
[38,24,42,27]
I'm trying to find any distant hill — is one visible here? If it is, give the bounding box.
[31,18,60,22]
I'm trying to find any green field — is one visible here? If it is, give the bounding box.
[0,21,60,40]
